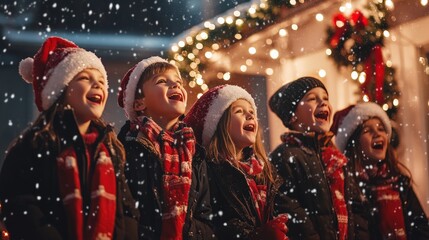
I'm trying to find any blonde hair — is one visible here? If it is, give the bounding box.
[207,103,274,184]
[135,62,181,99]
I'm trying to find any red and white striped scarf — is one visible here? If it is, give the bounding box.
[321,146,348,240]
[138,117,195,240]
[238,153,267,221]
[360,163,407,239]
[56,130,117,240]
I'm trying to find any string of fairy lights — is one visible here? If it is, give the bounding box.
[168,0,428,111]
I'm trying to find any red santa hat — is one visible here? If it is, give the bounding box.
[184,85,257,146]
[117,56,174,120]
[331,102,392,152]
[18,36,107,111]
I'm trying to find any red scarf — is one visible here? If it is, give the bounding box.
[321,145,348,240]
[238,151,288,240]
[238,153,266,221]
[138,117,194,240]
[360,163,407,239]
[56,129,116,240]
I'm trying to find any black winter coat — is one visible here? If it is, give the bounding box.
[0,109,139,240]
[363,174,429,239]
[118,121,215,240]
[270,132,369,240]
[207,159,283,239]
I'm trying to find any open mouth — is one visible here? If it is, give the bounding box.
[315,110,329,121]
[168,93,183,102]
[87,94,102,104]
[243,124,255,132]
[372,141,384,150]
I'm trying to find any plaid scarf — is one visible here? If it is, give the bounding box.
[238,152,266,221]
[138,117,195,240]
[360,163,407,239]
[56,129,117,240]
[320,133,348,240]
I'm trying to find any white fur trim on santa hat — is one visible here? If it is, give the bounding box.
[123,56,168,120]
[41,49,107,110]
[201,85,257,146]
[335,102,392,152]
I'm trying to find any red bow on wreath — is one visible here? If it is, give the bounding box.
[329,10,368,48]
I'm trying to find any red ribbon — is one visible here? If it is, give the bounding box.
[363,45,385,103]
[350,10,368,30]
[330,10,368,48]
[330,13,348,48]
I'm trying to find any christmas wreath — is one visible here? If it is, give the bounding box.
[325,0,400,118]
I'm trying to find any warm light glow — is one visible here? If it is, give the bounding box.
[177,55,184,62]
[335,20,345,28]
[422,0,428,6]
[266,38,273,45]
[385,0,394,10]
[217,72,224,79]
[204,21,211,28]
[197,93,203,99]
[359,72,366,84]
[186,36,193,44]
[248,7,256,15]
[234,11,241,17]
[386,60,393,67]
[382,104,389,111]
[318,69,327,78]
[236,19,244,26]
[279,29,288,37]
[393,98,399,106]
[200,31,208,40]
[201,84,208,91]
[212,43,220,50]
[205,51,213,59]
[246,59,253,66]
[196,43,203,50]
[248,47,257,55]
[171,45,179,52]
[291,24,298,30]
[265,68,274,75]
[196,77,204,85]
[315,13,324,22]
[226,16,234,24]
[326,48,332,56]
[187,53,195,60]
[217,17,225,24]
[235,34,242,40]
[240,65,247,72]
[189,81,196,88]
[178,41,185,47]
[383,30,390,38]
[363,95,369,102]
[351,71,358,80]
[270,49,279,59]
[223,72,231,81]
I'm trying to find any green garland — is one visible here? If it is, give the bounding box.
[169,0,304,86]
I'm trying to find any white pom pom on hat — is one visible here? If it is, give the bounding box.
[19,57,34,83]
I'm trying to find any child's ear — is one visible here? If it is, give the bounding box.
[133,98,146,112]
